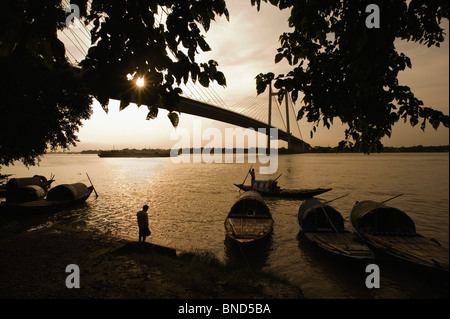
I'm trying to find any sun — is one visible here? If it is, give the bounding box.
[136,77,145,88]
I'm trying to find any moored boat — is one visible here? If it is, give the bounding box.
[0,175,54,198]
[225,191,274,245]
[0,183,93,215]
[297,199,374,260]
[350,200,449,272]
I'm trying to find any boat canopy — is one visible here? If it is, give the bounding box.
[6,176,46,189]
[47,183,90,201]
[351,200,416,234]
[229,191,271,218]
[251,180,278,192]
[298,199,345,231]
[6,185,46,202]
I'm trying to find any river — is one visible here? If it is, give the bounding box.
[1,152,448,298]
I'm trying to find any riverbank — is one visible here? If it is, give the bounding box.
[0,225,304,299]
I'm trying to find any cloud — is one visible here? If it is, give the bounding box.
[198,0,293,104]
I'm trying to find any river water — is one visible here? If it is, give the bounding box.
[1,152,448,298]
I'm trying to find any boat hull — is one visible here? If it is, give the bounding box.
[297,199,374,260]
[350,200,449,272]
[234,184,332,198]
[0,187,93,215]
[300,228,374,260]
[225,217,274,245]
[225,191,274,245]
[361,233,448,271]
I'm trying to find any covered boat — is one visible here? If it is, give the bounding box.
[234,183,331,199]
[5,185,46,203]
[0,183,93,215]
[46,183,91,201]
[297,199,374,260]
[225,191,274,244]
[350,200,449,271]
[1,175,54,198]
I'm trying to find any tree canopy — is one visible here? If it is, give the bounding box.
[253,0,449,153]
[0,0,92,166]
[0,0,228,166]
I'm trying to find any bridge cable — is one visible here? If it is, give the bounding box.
[289,93,303,140]
[274,96,288,132]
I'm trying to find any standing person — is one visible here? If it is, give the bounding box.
[137,205,151,242]
[249,168,256,186]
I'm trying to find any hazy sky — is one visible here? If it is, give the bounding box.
[67,1,449,150]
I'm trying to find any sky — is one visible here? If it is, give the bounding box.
[62,0,449,151]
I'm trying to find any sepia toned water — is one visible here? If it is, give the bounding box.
[1,152,448,298]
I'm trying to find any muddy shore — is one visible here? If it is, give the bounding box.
[0,225,304,299]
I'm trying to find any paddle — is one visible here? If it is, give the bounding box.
[86,173,99,198]
[323,193,350,205]
[242,165,253,185]
[380,193,403,204]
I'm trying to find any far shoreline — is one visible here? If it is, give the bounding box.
[46,144,449,156]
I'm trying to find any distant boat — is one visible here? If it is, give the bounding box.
[297,199,374,260]
[225,191,274,245]
[98,149,170,158]
[234,183,332,199]
[0,183,93,215]
[350,200,449,272]
[235,169,331,199]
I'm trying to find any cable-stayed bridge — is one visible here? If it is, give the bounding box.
[170,82,310,153]
[60,2,310,153]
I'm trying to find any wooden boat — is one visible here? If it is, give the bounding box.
[234,183,332,199]
[225,191,274,244]
[0,183,93,215]
[297,199,374,260]
[350,200,449,272]
[0,175,54,198]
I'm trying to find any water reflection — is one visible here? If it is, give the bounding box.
[224,235,273,271]
[296,231,374,298]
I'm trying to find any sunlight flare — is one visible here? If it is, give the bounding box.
[136,77,145,88]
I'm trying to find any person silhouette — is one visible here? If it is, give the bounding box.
[137,205,151,242]
[250,168,256,186]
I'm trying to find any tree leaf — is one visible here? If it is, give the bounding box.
[120,100,130,111]
[168,112,179,128]
[146,105,159,120]
[275,53,284,63]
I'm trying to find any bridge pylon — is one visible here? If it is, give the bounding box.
[267,84,308,154]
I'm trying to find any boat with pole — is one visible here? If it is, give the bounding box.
[225,191,274,245]
[297,196,374,260]
[350,195,448,272]
[234,168,331,199]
